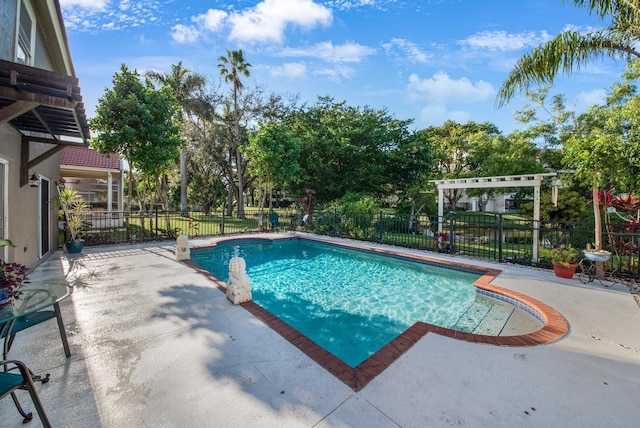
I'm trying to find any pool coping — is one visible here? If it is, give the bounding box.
[184,235,569,391]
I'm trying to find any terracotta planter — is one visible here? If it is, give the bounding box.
[552,261,578,279]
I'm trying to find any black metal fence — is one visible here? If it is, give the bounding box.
[72,207,640,278]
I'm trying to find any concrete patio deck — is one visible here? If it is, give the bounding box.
[2,234,639,427]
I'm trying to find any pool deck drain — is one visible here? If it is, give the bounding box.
[187,235,569,391]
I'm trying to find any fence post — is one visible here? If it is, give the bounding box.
[220,204,225,235]
[448,211,456,254]
[498,212,503,262]
[378,210,383,243]
[155,206,159,240]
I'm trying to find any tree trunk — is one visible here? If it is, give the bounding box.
[593,178,605,279]
[593,179,602,250]
[180,149,188,216]
[226,185,234,216]
[236,149,245,219]
[234,88,245,219]
[257,186,265,229]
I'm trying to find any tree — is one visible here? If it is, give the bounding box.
[245,123,301,226]
[147,62,206,216]
[218,49,251,219]
[520,189,587,222]
[184,111,229,215]
[182,84,295,216]
[419,120,501,208]
[563,60,640,250]
[496,0,640,107]
[90,64,183,210]
[463,131,547,210]
[287,96,416,202]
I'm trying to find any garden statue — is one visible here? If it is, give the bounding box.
[175,235,190,261]
[226,257,252,305]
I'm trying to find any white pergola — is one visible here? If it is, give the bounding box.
[429,173,557,262]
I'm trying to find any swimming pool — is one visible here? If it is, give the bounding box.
[191,237,545,367]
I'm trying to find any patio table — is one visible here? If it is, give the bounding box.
[0,283,72,363]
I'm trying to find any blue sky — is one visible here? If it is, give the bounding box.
[59,0,626,134]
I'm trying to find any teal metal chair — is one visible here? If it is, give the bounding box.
[268,212,280,231]
[1,359,52,426]
[2,303,71,361]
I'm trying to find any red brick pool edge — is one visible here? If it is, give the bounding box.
[184,237,569,391]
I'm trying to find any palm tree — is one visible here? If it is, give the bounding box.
[496,0,640,107]
[147,62,206,216]
[218,49,251,219]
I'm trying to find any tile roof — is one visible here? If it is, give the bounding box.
[60,146,120,170]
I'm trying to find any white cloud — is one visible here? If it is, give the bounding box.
[193,9,228,32]
[169,0,331,45]
[408,72,493,126]
[407,72,494,104]
[328,0,393,11]
[61,0,161,32]
[280,41,375,63]
[228,0,332,43]
[169,9,228,44]
[459,30,552,51]
[382,38,430,63]
[171,24,200,44]
[60,0,108,10]
[270,62,308,78]
[314,65,356,83]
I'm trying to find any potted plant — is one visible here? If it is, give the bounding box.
[0,238,29,308]
[436,232,449,252]
[56,188,88,253]
[551,245,580,278]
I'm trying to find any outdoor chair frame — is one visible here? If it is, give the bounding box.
[1,359,52,426]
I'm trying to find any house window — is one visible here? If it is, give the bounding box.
[16,0,35,65]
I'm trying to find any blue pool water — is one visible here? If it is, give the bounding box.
[192,238,535,367]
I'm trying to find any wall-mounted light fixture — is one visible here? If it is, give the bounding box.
[29,173,39,188]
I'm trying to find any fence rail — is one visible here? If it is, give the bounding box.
[71,208,640,279]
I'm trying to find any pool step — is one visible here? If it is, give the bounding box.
[452,300,515,335]
[452,298,543,336]
[472,301,515,335]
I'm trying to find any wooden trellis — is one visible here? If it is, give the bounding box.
[429,173,557,262]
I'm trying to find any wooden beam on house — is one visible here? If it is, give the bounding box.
[20,138,30,187]
[19,136,68,187]
[0,100,38,125]
[28,145,65,170]
[0,86,78,111]
[30,108,58,138]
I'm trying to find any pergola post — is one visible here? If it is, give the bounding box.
[532,177,542,263]
[437,186,444,234]
[107,172,113,226]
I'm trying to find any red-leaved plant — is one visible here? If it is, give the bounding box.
[0,260,30,303]
[301,188,316,215]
